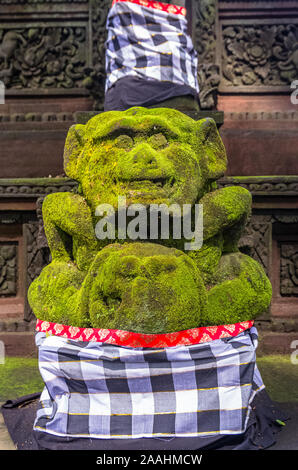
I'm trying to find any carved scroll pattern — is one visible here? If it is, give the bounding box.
[222,24,298,87]
[0,244,17,296]
[280,244,298,296]
[0,26,89,88]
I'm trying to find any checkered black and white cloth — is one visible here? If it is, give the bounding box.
[33,327,264,439]
[105,1,199,93]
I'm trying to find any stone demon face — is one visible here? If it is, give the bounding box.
[63,107,227,211]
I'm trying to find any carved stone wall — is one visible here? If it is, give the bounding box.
[0,0,110,178]
[0,0,224,178]
[241,214,298,318]
[0,0,109,106]
[0,179,75,323]
[1,2,297,113]
[216,1,298,178]
[221,176,298,320]
[0,27,89,89]
[217,1,298,93]
[221,24,298,90]
[193,0,220,109]
[0,1,216,110]
[23,221,51,321]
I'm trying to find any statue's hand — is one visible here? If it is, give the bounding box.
[189,186,252,285]
[200,186,252,251]
[42,192,98,271]
[204,252,272,325]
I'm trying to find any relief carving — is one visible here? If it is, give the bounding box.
[222,24,298,87]
[0,27,89,88]
[83,0,111,109]
[24,222,50,321]
[280,244,298,296]
[0,244,17,296]
[239,215,273,276]
[193,0,219,109]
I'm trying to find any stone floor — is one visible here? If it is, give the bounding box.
[268,402,298,450]
[0,404,15,450]
[0,401,297,451]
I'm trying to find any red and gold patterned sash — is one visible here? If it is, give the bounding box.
[112,0,187,16]
[36,319,254,348]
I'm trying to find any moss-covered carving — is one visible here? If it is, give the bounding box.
[28,107,272,333]
[30,242,207,333]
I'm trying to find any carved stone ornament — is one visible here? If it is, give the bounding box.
[0,179,77,198]
[222,24,298,87]
[197,63,220,110]
[280,244,298,296]
[193,0,219,109]
[0,26,89,89]
[218,177,298,196]
[84,0,111,110]
[24,222,50,321]
[239,215,273,276]
[0,244,17,296]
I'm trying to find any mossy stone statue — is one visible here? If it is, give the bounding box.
[28,107,272,333]
[31,242,207,333]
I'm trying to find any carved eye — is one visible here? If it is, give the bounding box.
[149,133,168,149]
[114,135,133,150]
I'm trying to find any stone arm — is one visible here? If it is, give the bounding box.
[199,185,252,252]
[189,186,252,284]
[28,192,100,326]
[42,192,99,271]
[193,186,271,325]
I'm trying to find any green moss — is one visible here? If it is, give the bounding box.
[199,186,252,242]
[188,234,224,285]
[28,106,272,333]
[29,242,208,333]
[63,108,227,212]
[42,192,100,270]
[0,177,73,186]
[257,355,298,402]
[28,260,89,327]
[224,175,298,183]
[0,357,43,402]
[203,253,272,325]
[86,243,207,334]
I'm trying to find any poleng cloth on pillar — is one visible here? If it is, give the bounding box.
[104,0,199,110]
[33,326,265,439]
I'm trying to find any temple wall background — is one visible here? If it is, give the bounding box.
[0,0,297,355]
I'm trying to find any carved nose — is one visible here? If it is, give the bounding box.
[132,147,158,168]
